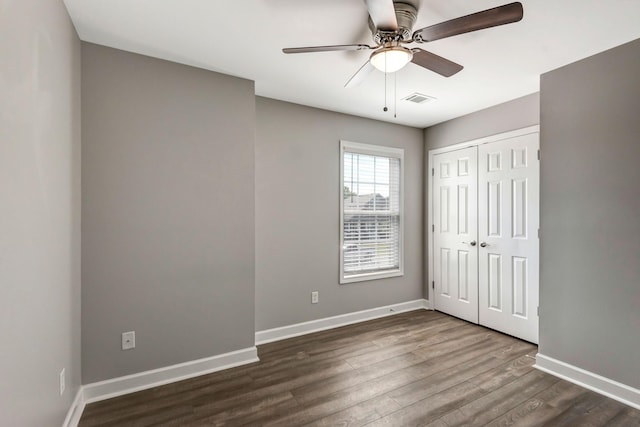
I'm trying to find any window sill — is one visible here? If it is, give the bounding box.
[340,269,403,284]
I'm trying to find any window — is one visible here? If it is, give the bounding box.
[340,140,404,283]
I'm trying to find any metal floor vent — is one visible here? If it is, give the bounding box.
[403,92,437,104]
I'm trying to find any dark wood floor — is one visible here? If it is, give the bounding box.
[79,310,640,426]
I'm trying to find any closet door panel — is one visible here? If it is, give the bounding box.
[433,147,478,323]
[478,133,539,343]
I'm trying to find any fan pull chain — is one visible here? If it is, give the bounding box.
[394,71,397,119]
[383,54,388,112]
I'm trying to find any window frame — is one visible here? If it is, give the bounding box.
[339,140,405,284]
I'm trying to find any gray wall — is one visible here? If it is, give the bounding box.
[0,1,81,425]
[424,93,540,151]
[539,38,640,389]
[82,43,256,383]
[423,93,540,299]
[255,97,424,331]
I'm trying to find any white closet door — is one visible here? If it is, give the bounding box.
[433,147,478,324]
[478,132,539,343]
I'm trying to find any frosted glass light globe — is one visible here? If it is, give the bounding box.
[370,47,413,73]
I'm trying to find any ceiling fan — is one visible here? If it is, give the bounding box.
[282,1,523,87]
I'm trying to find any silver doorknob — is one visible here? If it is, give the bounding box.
[462,241,477,246]
[480,242,488,247]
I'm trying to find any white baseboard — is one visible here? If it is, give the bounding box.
[67,300,432,422]
[62,387,85,427]
[255,299,429,345]
[535,353,640,410]
[82,346,259,404]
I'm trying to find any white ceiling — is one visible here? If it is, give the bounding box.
[63,0,640,128]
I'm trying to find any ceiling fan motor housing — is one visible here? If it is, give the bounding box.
[369,2,418,44]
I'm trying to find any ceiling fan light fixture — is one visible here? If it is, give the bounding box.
[370,47,413,73]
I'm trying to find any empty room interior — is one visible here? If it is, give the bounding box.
[3,0,640,426]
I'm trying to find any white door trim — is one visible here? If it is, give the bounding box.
[427,126,540,314]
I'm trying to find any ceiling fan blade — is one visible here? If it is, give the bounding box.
[345,61,375,88]
[411,48,463,77]
[412,2,523,43]
[363,0,398,31]
[283,44,373,54]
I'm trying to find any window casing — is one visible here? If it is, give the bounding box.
[340,141,404,283]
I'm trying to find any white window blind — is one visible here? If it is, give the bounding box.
[340,141,404,283]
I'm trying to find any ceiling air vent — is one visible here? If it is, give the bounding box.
[403,93,437,104]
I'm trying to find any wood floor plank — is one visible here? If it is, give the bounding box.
[291,351,427,405]
[540,391,627,427]
[262,363,442,426]
[78,309,640,427]
[80,373,256,419]
[366,380,490,427]
[467,350,537,391]
[605,406,640,426]
[303,395,401,427]
[481,398,552,427]
[481,380,607,427]
[188,362,354,417]
[537,379,593,408]
[258,311,444,358]
[386,338,529,407]
[260,336,522,425]
[438,369,559,426]
[192,391,299,426]
[344,324,471,369]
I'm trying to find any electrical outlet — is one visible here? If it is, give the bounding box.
[59,368,65,395]
[311,291,319,304]
[122,331,136,350]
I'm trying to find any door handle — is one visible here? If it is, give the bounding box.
[480,242,489,247]
[462,241,477,246]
